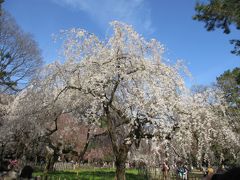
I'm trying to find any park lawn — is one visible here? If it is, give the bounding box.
[34,168,146,180]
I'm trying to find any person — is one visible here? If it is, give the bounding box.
[0,160,9,175]
[182,165,188,180]
[211,167,240,180]
[0,159,19,179]
[19,165,34,180]
[203,166,214,180]
[1,170,18,180]
[177,165,188,180]
[216,164,225,174]
[211,173,221,180]
[8,159,18,170]
[162,161,170,180]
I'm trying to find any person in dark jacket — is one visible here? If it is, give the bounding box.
[19,165,34,179]
[211,167,240,180]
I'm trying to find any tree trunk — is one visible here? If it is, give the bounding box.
[0,143,5,163]
[78,127,91,164]
[44,152,58,172]
[44,154,52,173]
[47,157,55,172]
[115,163,126,180]
[104,100,130,180]
[114,149,128,180]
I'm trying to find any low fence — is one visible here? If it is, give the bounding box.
[35,175,78,180]
[52,162,113,171]
[53,162,79,171]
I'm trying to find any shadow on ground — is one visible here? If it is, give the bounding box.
[35,170,146,180]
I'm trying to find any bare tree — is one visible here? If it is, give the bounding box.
[0,10,42,93]
[0,0,4,16]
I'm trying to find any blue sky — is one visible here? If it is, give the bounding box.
[4,0,239,86]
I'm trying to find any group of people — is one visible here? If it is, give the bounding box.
[203,166,240,180]
[161,161,188,180]
[161,161,240,180]
[0,159,35,179]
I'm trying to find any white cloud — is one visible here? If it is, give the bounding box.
[52,0,154,34]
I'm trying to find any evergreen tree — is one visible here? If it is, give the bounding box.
[193,0,240,55]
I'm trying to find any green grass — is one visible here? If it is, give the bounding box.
[34,168,146,180]
[34,168,203,179]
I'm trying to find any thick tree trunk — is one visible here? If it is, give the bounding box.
[44,152,58,172]
[44,154,52,173]
[47,157,55,171]
[115,158,126,180]
[114,146,128,180]
[103,90,131,180]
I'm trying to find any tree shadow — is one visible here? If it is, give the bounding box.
[35,170,146,179]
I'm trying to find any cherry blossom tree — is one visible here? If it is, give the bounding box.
[168,87,240,167]
[3,20,240,180]
[2,21,239,179]
[0,94,14,165]
[5,64,109,171]
[45,21,188,179]
[129,86,240,169]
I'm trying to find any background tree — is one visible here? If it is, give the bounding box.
[0,94,14,169]
[0,0,4,16]
[0,10,42,93]
[170,87,239,167]
[216,68,240,136]
[7,66,68,171]
[217,67,240,108]
[193,0,240,55]
[4,64,108,171]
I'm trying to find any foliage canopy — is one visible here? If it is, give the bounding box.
[193,0,240,55]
